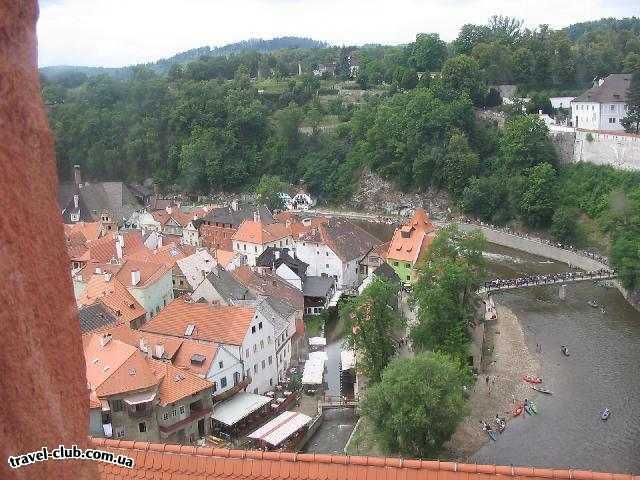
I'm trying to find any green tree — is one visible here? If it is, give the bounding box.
[410,33,447,72]
[499,115,556,170]
[621,71,640,134]
[519,162,558,227]
[342,278,404,383]
[411,226,486,360]
[440,55,485,105]
[443,131,479,197]
[255,174,288,211]
[361,352,469,458]
[551,206,580,243]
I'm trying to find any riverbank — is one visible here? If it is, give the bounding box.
[445,304,540,460]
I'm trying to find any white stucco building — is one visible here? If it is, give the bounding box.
[232,214,293,266]
[571,74,631,132]
[141,299,281,395]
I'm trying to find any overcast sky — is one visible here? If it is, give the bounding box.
[37,0,640,68]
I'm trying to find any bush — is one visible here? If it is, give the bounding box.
[551,206,580,243]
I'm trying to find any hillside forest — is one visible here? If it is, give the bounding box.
[43,17,640,289]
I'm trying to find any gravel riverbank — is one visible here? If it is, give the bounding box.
[445,304,540,460]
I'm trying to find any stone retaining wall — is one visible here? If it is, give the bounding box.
[457,223,638,311]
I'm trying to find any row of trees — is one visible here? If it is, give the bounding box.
[341,227,485,458]
[356,16,640,94]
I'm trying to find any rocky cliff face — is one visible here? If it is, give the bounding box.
[348,169,451,219]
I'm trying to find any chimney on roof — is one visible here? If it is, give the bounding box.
[274,250,280,260]
[103,272,112,282]
[73,194,79,210]
[139,338,148,353]
[253,211,260,223]
[115,241,123,260]
[157,233,163,248]
[100,334,112,347]
[302,218,311,227]
[131,269,141,286]
[73,164,82,187]
[95,267,102,275]
[154,344,165,359]
[166,205,172,215]
[231,200,239,212]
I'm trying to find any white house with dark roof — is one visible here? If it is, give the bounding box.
[571,74,632,132]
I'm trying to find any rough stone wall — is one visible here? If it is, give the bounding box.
[474,110,506,129]
[0,2,97,479]
[550,131,576,165]
[573,130,640,171]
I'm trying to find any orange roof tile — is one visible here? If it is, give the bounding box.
[387,209,437,264]
[172,340,217,377]
[64,221,102,243]
[141,298,255,346]
[115,259,172,288]
[78,275,146,324]
[126,243,195,267]
[94,324,184,360]
[88,231,146,263]
[232,219,291,245]
[84,335,159,398]
[214,249,238,269]
[200,225,236,251]
[148,359,214,406]
[90,438,640,480]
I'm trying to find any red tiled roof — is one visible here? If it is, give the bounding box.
[214,249,238,269]
[200,225,236,251]
[92,324,184,360]
[387,209,437,264]
[115,259,173,288]
[78,275,146,324]
[232,266,304,310]
[172,340,218,377]
[90,438,639,480]
[64,221,102,244]
[148,359,214,406]
[141,297,255,346]
[88,231,145,263]
[152,208,201,228]
[232,219,291,245]
[84,335,159,398]
[126,243,195,267]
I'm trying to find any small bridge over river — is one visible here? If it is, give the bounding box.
[478,270,616,295]
[318,395,359,410]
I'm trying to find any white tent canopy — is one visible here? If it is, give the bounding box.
[309,351,328,362]
[248,411,312,446]
[302,358,325,385]
[123,390,157,405]
[341,350,356,371]
[308,337,326,347]
[211,392,271,426]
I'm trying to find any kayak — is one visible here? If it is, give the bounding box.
[530,385,553,395]
[528,402,538,414]
[588,300,599,308]
[601,408,611,421]
[495,420,506,433]
[513,404,524,417]
[485,428,498,441]
[561,348,570,357]
[524,404,534,416]
[523,375,542,384]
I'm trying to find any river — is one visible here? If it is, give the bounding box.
[303,224,640,471]
[473,245,640,473]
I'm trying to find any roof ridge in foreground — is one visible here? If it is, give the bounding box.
[90,438,638,479]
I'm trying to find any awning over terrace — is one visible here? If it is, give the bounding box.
[211,392,271,426]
